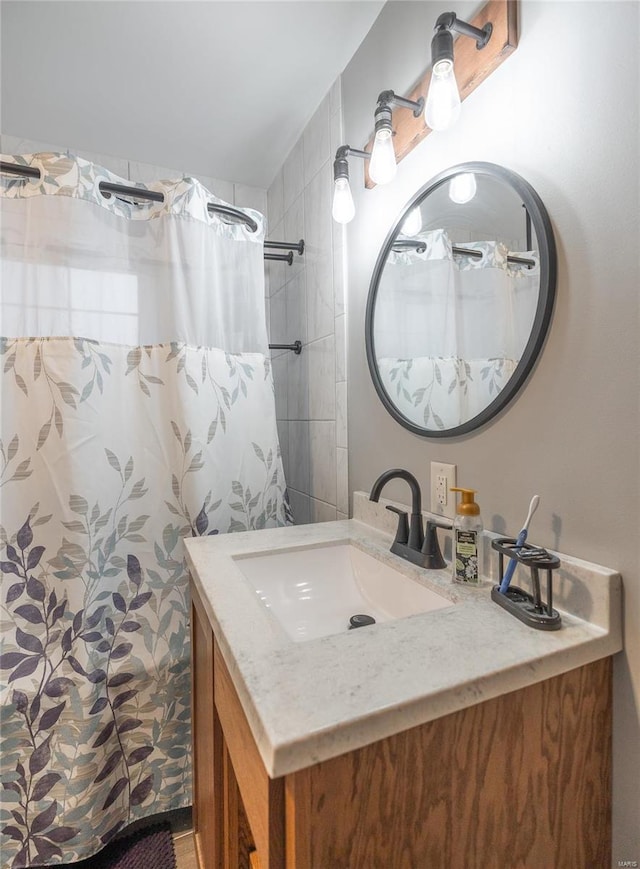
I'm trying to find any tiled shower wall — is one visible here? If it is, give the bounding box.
[265,78,348,524]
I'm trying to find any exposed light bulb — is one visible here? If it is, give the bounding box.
[332,177,355,224]
[369,127,397,185]
[424,59,461,131]
[402,207,422,237]
[449,173,477,204]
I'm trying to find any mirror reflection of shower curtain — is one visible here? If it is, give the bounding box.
[0,153,288,867]
[375,230,539,429]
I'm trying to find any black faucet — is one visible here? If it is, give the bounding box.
[369,468,451,569]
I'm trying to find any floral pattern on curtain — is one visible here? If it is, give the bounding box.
[0,151,257,231]
[1,152,288,867]
[0,337,288,867]
[377,355,518,430]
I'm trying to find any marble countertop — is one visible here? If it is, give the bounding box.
[184,492,622,779]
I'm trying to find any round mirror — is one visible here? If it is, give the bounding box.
[365,162,556,437]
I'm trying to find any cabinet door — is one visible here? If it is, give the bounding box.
[191,585,224,869]
[214,640,285,869]
[222,743,260,869]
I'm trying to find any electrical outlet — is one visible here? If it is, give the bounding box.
[430,462,457,520]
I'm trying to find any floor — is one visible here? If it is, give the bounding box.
[173,829,197,869]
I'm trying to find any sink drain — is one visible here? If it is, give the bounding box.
[348,614,376,630]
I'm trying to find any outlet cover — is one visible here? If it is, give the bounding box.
[430,462,457,520]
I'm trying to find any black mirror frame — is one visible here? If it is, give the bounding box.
[365,162,557,438]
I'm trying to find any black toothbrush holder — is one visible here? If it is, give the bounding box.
[491,537,562,630]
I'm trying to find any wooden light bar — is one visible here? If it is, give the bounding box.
[364,0,518,188]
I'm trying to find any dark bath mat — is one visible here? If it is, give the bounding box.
[49,823,176,869]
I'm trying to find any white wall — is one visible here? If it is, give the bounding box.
[266,79,349,524]
[342,0,639,859]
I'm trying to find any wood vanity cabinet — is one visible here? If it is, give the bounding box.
[191,580,612,869]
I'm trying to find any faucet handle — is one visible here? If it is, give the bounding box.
[427,518,453,531]
[420,519,452,569]
[385,505,409,546]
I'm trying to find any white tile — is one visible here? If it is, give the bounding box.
[337,511,349,521]
[336,447,349,515]
[270,217,284,241]
[303,93,331,186]
[329,103,343,164]
[336,381,348,449]
[310,499,337,523]
[335,315,346,383]
[277,419,290,482]
[288,489,311,526]
[283,194,305,282]
[269,287,287,346]
[288,422,310,493]
[265,218,286,296]
[74,149,129,178]
[128,160,185,183]
[309,421,336,505]
[264,296,271,339]
[304,158,331,239]
[196,175,234,205]
[265,260,287,300]
[306,254,334,342]
[304,162,334,342]
[308,335,336,421]
[283,137,304,214]
[333,227,347,317]
[267,168,284,230]
[287,348,309,421]
[272,355,288,421]
[234,184,267,217]
[285,271,307,347]
[329,76,342,118]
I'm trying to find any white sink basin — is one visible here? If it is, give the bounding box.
[234,542,454,642]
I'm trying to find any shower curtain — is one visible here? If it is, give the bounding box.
[0,153,288,867]
[375,229,539,429]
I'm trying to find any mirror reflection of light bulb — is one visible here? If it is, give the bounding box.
[424,59,461,131]
[402,207,422,236]
[449,173,477,204]
[332,177,355,224]
[369,128,397,185]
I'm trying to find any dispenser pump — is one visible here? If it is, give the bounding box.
[451,487,480,516]
[451,487,483,585]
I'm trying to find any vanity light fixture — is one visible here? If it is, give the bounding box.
[425,12,493,132]
[369,91,425,186]
[332,145,370,224]
[363,0,517,188]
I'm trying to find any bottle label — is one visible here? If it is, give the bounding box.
[454,529,479,584]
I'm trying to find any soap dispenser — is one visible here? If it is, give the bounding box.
[451,487,483,585]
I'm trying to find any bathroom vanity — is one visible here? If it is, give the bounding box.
[185,493,622,869]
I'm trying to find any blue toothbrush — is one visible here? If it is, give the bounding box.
[499,495,540,594]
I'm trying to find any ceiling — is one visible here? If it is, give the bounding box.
[1,0,384,188]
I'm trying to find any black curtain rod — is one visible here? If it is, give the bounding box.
[1,161,304,258]
[264,239,304,255]
[393,238,536,268]
[265,251,294,265]
[268,341,302,355]
[0,161,259,231]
